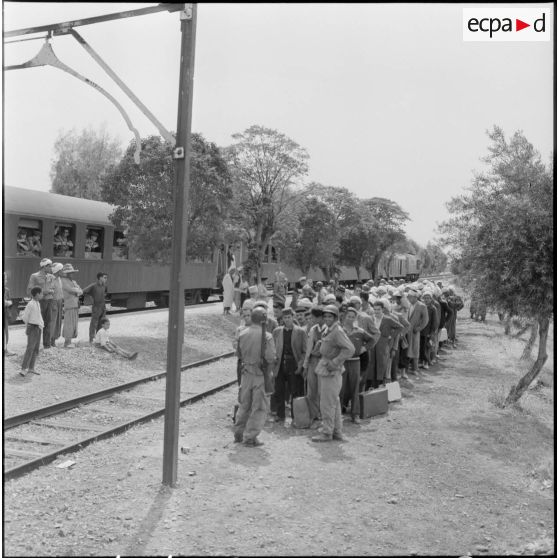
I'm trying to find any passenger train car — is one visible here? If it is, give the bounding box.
[3,186,419,321]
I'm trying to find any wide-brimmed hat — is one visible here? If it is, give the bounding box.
[61,263,79,274]
[51,263,64,274]
[40,258,53,268]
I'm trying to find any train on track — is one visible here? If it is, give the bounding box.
[4,186,420,321]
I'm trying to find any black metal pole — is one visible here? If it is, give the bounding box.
[162,3,197,487]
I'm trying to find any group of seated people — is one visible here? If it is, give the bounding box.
[53,227,75,257]
[17,229,42,257]
[17,227,102,258]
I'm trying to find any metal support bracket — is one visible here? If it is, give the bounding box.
[69,29,176,147]
[5,39,143,164]
[180,5,193,20]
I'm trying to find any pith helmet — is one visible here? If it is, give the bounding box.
[251,307,268,324]
[322,304,339,317]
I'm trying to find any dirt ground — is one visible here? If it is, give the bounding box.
[3,309,554,556]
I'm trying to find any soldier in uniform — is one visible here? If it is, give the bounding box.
[312,305,355,442]
[234,307,277,447]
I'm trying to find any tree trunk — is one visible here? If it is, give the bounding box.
[503,314,512,335]
[520,322,539,361]
[355,266,360,281]
[513,322,532,338]
[505,315,549,406]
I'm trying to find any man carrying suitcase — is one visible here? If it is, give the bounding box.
[312,305,355,443]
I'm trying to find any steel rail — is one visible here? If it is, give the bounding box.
[4,351,235,430]
[4,4,185,39]
[4,377,238,481]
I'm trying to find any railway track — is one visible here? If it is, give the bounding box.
[4,351,236,481]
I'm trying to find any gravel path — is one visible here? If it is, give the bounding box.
[3,304,238,416]
[3,310,554,556]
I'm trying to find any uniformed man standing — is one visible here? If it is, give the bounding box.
[312,305,355,442]
[234,307,277,447]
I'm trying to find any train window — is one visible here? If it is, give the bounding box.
[53,224,75,258]
[17,219,42,257]
[85,226,103,259]
[112,230,128,260]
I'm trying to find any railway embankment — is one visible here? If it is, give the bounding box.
[3,305,239,416]
[3,309,554,556]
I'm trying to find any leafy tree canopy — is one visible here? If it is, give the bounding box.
[225,125,309,280]
[101,133,232,263]
[439,126,553,319]
[50,126,123,200]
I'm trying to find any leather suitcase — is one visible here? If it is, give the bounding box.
[292,396,311,429]
[359,386,388,419]
[387,381,402,402]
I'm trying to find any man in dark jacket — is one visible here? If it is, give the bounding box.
[83,272,108,344]
[271,308,307,423]
[419,291,439,370]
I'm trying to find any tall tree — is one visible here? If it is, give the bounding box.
[279,196,339,277]
[225,125,309,281]
[101,133,232,263]
[50,126,123,200]
[419,241,448,274]
[361,197,410,280]
[304,183,361,279]
[439,126,553,405]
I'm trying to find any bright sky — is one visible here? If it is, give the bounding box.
[2,3,554,246]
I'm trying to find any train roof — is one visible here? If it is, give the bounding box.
[4,186,113,226]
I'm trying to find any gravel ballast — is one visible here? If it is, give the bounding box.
[3,306,554,556]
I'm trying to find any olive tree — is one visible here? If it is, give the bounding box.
[439,126,553,405]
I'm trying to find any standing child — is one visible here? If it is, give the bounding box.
[20,287,44,376]
[94,318,138,360]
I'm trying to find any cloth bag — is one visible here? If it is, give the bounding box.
[439,327,448,342]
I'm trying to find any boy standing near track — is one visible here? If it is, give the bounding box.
[83,272,108,344]
[20,287,44,377]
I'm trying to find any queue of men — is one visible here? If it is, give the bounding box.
[233,275,464,446]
